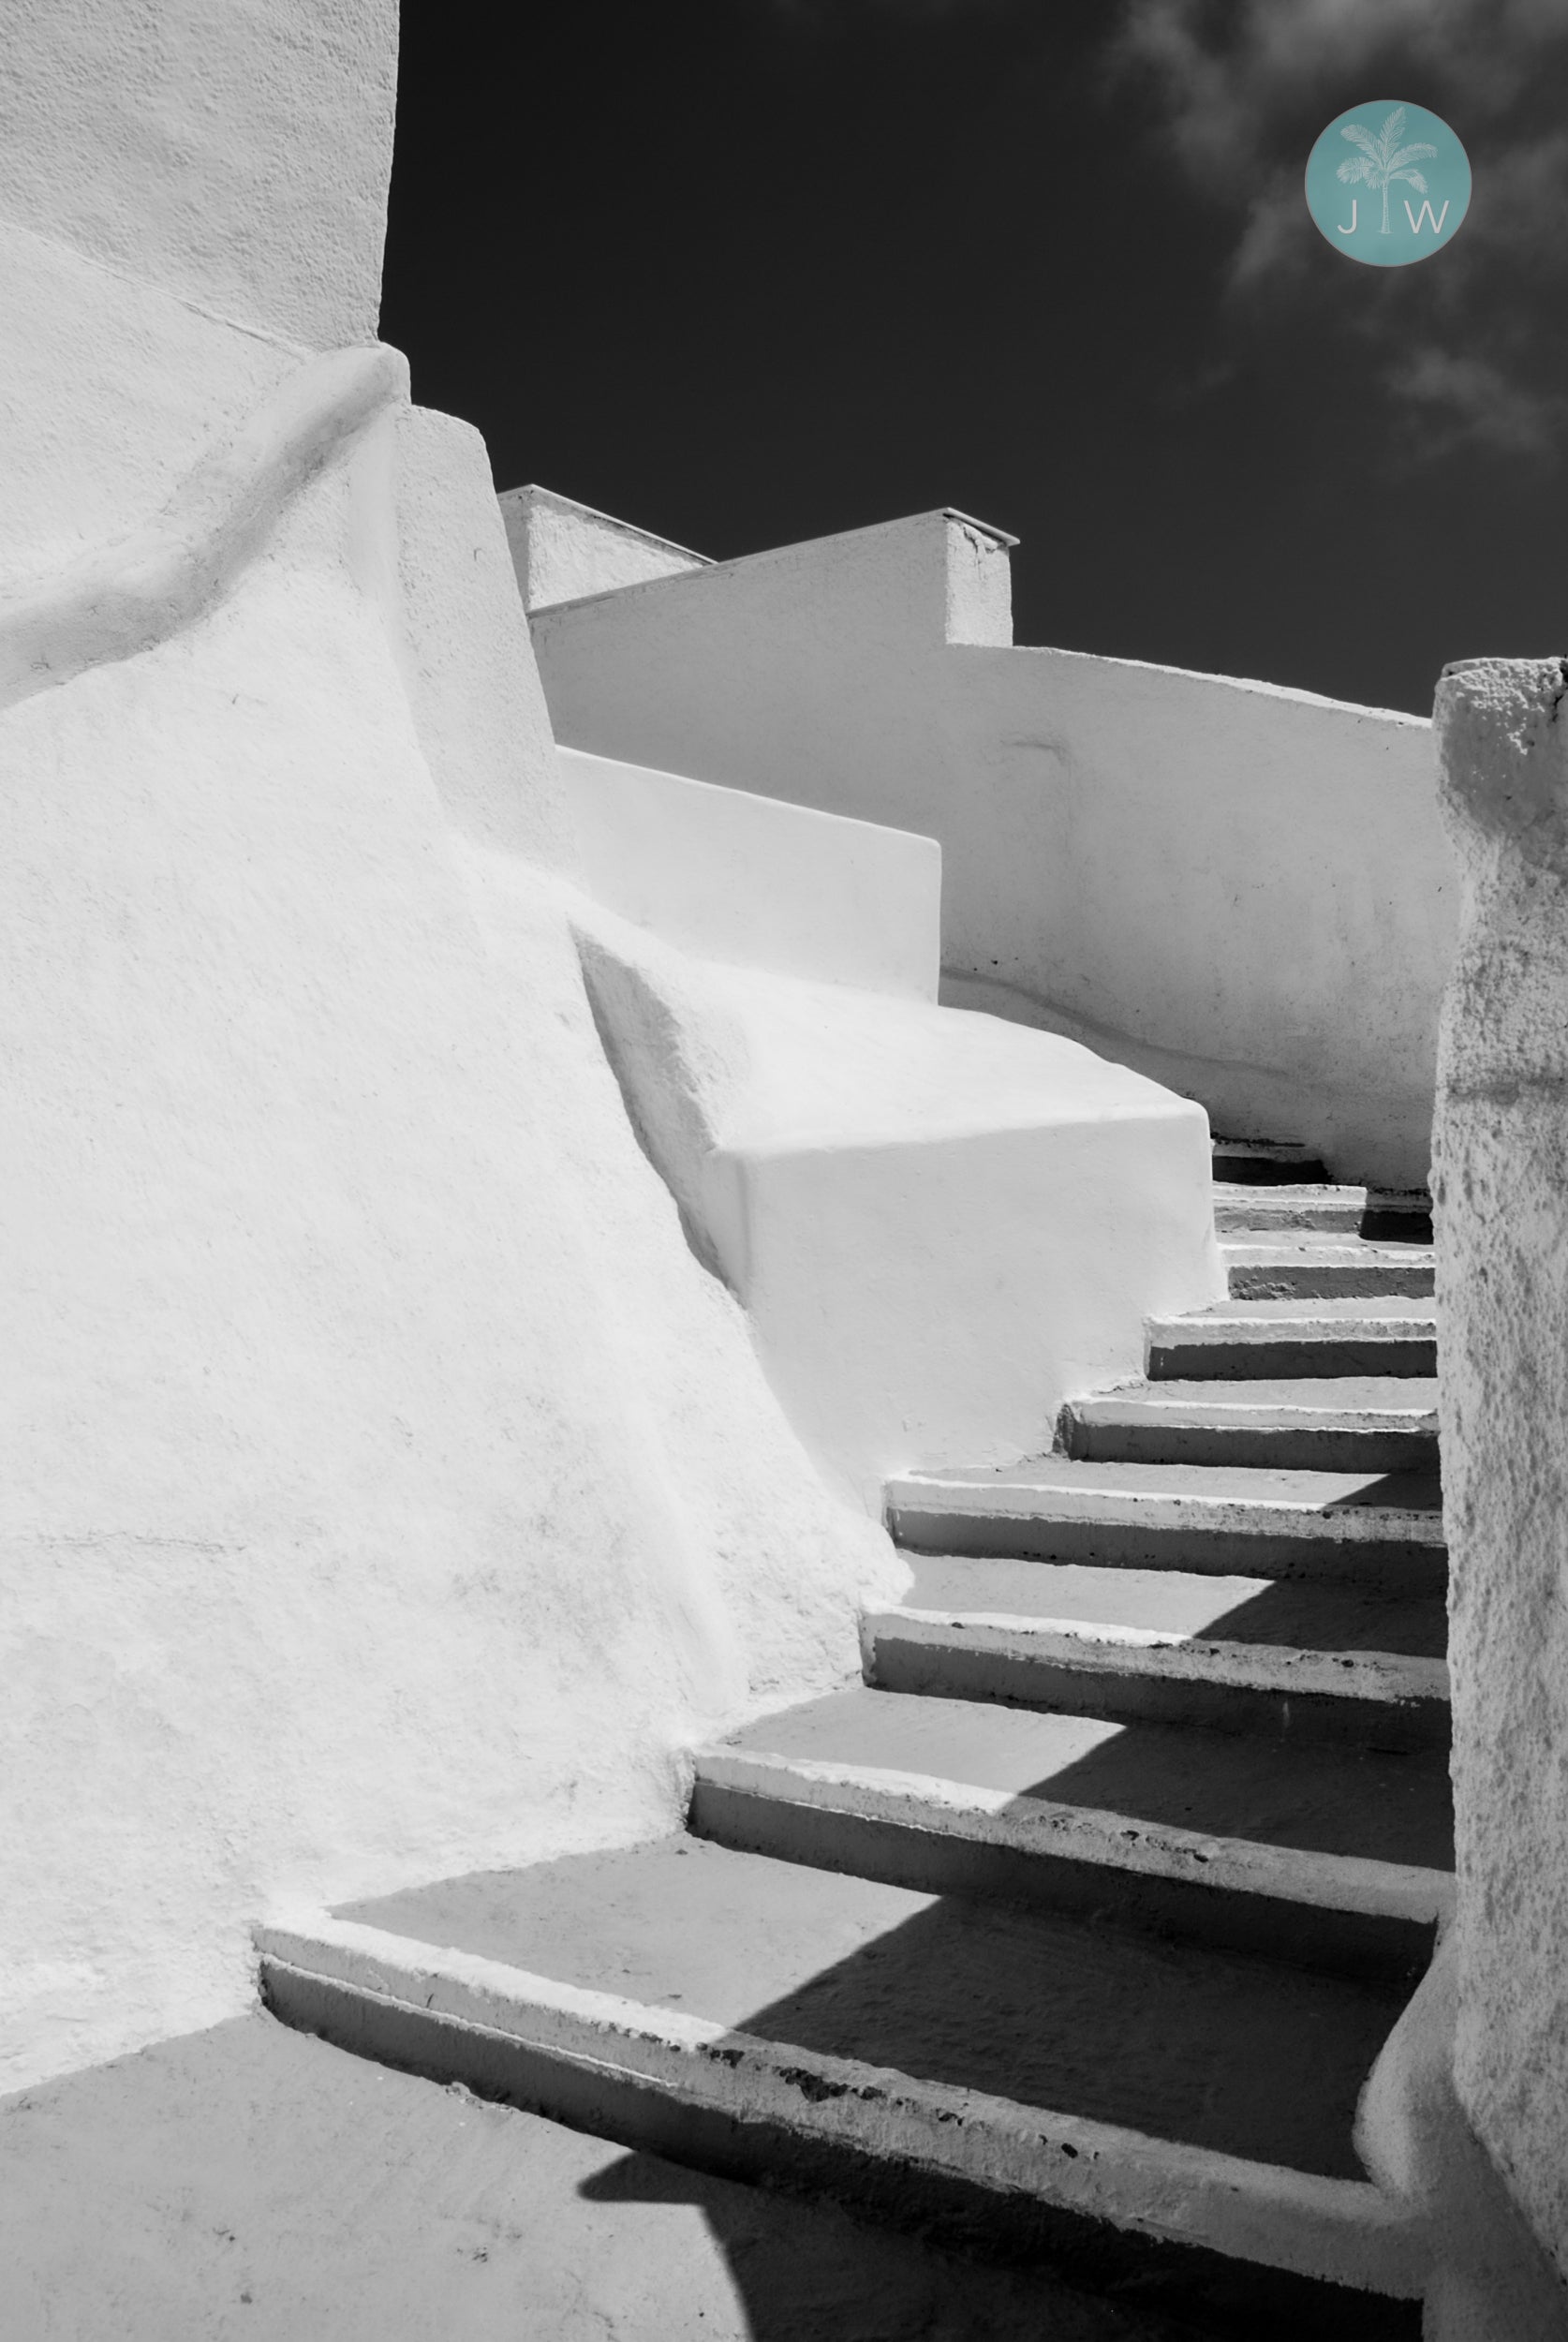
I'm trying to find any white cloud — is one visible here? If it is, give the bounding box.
[1114,0,1568,165]
[1109,0,1568,459]
[1385,347,1565,459]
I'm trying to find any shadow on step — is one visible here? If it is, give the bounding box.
[574,2145,1178,2342]
[576,2140,1411,2340]
[335,1840,1426,2337]
[991,1712,1454,1869]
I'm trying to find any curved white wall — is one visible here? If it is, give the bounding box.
[0,2,897,2096]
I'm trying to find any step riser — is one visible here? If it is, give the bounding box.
[1211,1153,1330,1186]
[1149,1338,1437,1381]
[1360,1212,1433,1245]
[1216,1205,1366,1234]
[1063,1421,1439,1475]
[888,1507,1447,1593]
[688,1780,1439,1984]
[1227,1264,1435,1301]
[865,1634,1450,1753]
[259,1953,1423,2338]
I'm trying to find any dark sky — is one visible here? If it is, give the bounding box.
[380,0,1568,717]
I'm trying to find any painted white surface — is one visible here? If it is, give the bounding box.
[1359,1935,1568,2339]
[0,395,899,2094]
[563,745,941,998]
[388,410,579,873]
[0,0,396,348]
[0,1,899,2093]
[501,485,709,613]
[1431,655,1568,2288]
[531,509,1454,1188]
[576,916,1223,1506]
[1,343,407,714]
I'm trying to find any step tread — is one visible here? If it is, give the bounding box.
[333,1841,1405,2183]
[892,1457,1443,1521]
[1156,1298,1436,1327]
[1214,1184,1367,1206]
[1221,1238,1427,1263]
[897,1556,1448,1656]
[1216,1204,1368,1236]
[709,1685,1455,1873]
[1069,1379,1439,1431]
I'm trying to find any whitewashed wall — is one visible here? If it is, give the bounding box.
[530,511,1454,1189]
[0,0,895,2094]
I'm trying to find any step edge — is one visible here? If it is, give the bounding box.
[1146,1321,1442,1340]
[689,1747,1457,1926]
[865,1610,1451,1706]
[1220,1243,1433,1264]
[254,1915,1427,2294]
[1066,1398,1439,1431]
[886,1484,1446,1543]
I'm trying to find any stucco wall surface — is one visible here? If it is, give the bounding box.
[1431,655,1568,2287]
[0,356,897,2095]
[577,916,1222,1504]
[0,219,298,589]
[501,485,709,613]
[562,744,941,998]
[0,0,396,348]
[530,511,1453,1188]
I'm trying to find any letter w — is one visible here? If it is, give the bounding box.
[1404,199,1451,235]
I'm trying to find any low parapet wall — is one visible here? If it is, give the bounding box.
[528,508,1453,1189]
[561,745,941,999]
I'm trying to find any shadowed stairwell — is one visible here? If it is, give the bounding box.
[260,1137,1447,2335]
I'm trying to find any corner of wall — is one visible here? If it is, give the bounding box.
[942,512,1015,647]
[501,484,711,613]
[386,410,579,872]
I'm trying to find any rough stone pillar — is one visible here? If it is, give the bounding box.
[1432,654,1568,2290]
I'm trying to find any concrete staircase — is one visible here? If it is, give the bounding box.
[259,1142,1445,2335]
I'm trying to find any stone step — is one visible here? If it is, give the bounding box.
[259,1858,1425,2333]
[1061,1377,1440,1473]
[886,1459,1445,1591]
[896,1554,1449,1657]
[862,1618,1446,1755]
[1214,1184,1368,1235]
[1221,1240,1434,1301]
[1210,1141,1331,1186]
[1147,1299,1437,1381]
[690,1684,1452,1980]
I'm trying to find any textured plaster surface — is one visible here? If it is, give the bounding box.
[0,219,296,585]
[1432,654,1568,2287]
[0,342,407,715]
[0,363,897,2092]
[0,2015,1166,2342]
[501,483,709,612]
[0,0,396,347]
[1358,1937,1568,2341]
[531,511,1452,1187]
[575,915,1221,1499]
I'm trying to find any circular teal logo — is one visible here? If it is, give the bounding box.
[1305,102,1470,265]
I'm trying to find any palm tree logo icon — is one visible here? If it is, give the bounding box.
[1336,106,1439,235]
